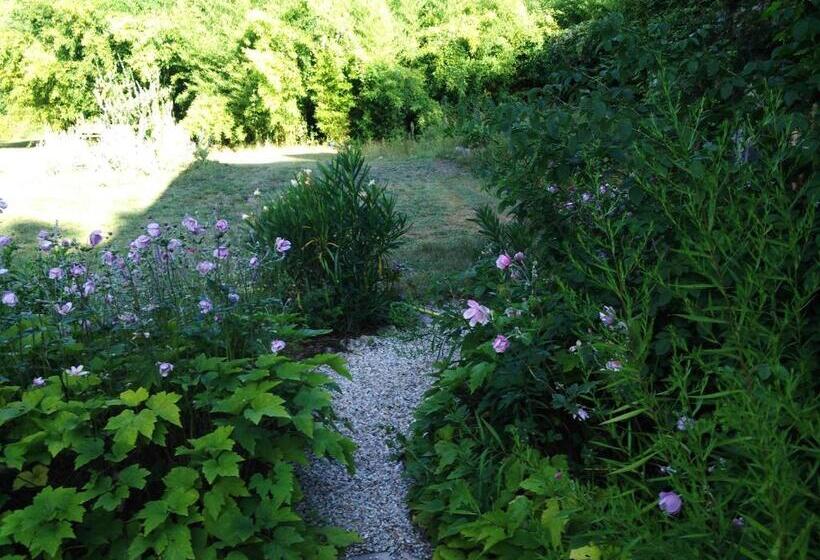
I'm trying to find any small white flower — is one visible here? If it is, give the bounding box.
[253,189,261,196]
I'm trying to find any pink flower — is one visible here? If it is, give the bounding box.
[55,302,74,316]
[48,267,64,280]
[82,279,96,297]
[69,263,86,277]
[146,223,161,237]
[513,251,525,262]
[2,291,18,307]
[249,256,260,269]
[213,246,230,260]
[196,261,216,276]
[0,235,12,247]
[275,237,292,254]
[492,334,510,353]
[182,216,201,233]
[199,298,213,314]
[270,339,286,353]
[605,360,622,371]
[573,407,590,421]
[157,362,174,377]
[658,491,682,515]
[496,253,512,270]
[32,376,46,387]
[66,365,87,377]
[599,305,617,327]
[463,300,491,327]
[215,219,229,233]
[89,230,103,247]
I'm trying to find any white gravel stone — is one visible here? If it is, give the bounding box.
[298,331,437,560]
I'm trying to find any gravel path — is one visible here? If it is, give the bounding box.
[299,332,437,560]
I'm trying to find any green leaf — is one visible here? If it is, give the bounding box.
[163,467,199,490]
[137,500,169,535]
[540,498,567,548]
[158,523,195,560]
[73,437,105,468]
[120,388,150,407]
[468,362,495,393]
[570,544,601,560]
[147,392,182,427]
[105,409,157,459]
[119,464,150,489]
[292,412,314,437]
[202,451,243,484]
[12,464,49,490]
[244,393,290,425]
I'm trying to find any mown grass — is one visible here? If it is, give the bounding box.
[0,141,494,294]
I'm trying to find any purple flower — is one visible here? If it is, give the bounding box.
[119,312,137,325]
[167,238,183,252]
[66,365,87,377]
[563,201,575,211]
[32,376,46,387]
[69,263,86,277]
[55,302,74,316]
[275,237,292,254]
[513,251,525,262]
[270,339,286,353]
[581,192,593,203]
[196,261,216,276]
[39,239,53,252]
[2,291,18,307]
[495,253,512,270]
[132,235,151,250]
[48,267,64,280]
[228,292,240,304]
[0,235,11,247]
[37,230,50,240]
[199,298,213,314]
[101,251,116,266]
[82,279,96,297]
[732,516,744,528]
[605,360,622,371]
[547,184,558,194]
[599,305,617,327]
[146,223,161,238]
[492,334,510,353]
[0,197,7,212]
[463,300,491,327]
[157,362,174,377]
[658,491,683,515]
[249,256,260,269]
[213,246,229,260]
[554,470,563,480]
[182,216,201,233]
[215,219,229,233]
[676,415,693,431]
[573,407,590,421]
[659,465,677,475]
[88,230,103,247]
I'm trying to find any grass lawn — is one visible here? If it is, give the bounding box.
[0,143,495,292]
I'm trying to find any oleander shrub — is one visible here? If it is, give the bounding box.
[248,147,409,333]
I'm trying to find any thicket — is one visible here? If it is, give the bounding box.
[406,0,818,558]
[0,0,557,143]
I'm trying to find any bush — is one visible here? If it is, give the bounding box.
[0,206,359,557]
[0,353,357,558]
[352,63,442,140]
[248,147,409,333]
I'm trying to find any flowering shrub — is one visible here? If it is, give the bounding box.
[406,78,817,560]
[0,205,358,557]
[248,147,409,333]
